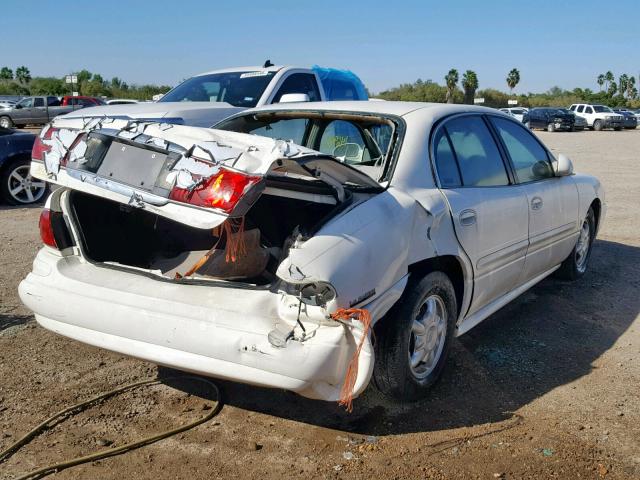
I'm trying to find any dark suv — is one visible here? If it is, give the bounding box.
[527,108,575,132]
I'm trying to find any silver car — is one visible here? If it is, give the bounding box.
[20,102,604,406]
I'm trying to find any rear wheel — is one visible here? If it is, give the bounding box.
[373,271,457,401]
[593,120,603,131]
[555,207,595,280]
[0,157,48,205]
[614,127,622,131]
[0,116,13,129]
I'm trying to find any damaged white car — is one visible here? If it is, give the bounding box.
[19,102,604,408]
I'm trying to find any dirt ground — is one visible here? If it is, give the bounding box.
[1,129,639,480]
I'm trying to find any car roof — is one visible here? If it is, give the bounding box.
[241,100,502,119]
[194,65,286,76]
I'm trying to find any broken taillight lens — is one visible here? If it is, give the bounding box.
[32,127,57,161]
[39,209,58,249]
[169,167,262,214]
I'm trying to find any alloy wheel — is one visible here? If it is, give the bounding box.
[7,164,46,204]
[408,295,447,380]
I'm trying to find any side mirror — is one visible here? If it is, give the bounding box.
[14,104,22,109]
[278,93,310,103]
[554,153,574,176]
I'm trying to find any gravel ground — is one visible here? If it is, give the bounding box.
[0,129,639,480]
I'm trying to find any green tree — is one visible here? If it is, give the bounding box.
[618,74,629,98]
[461,70,478,105]
[506,68,520,94]
[626,76,637,100]
[444,69,459,103]
[0,67,13,81]
[29,77,66,95]
[15,66,31,84]
[604,71,614,92]
[111,77,122,89]
[597,74,605,91]
[607,79,617,97]
[76,69,92,84]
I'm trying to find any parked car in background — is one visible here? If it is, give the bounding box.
[0,101,16,109]
[499,107,529,123]
[20,102,603,404]
[106,99,139,105]
[556,108,586,131]
[568,104,624,131]
[0,127,46,204]
[61,96,105,108]
[0,96,78,128]
[59,64,369,127]
[527,107,575,132]
[612,109,638,129]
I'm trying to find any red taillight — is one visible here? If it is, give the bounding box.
[32,127,57,161]
[39,209,58,249]
[169,167,261,214]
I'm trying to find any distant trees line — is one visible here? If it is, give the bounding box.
[377,68,640,109]
[0,66,171,100]
[2,64,639,109]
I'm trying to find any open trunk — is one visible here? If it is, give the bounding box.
[69,187,341,285]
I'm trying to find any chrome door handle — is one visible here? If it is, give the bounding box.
[531,197,543,211]
[459,209,477,226]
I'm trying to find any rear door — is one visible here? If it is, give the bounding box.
[488,116,579,279]
[433,114,529,315]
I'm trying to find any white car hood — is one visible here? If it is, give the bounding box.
[61,102,245,128]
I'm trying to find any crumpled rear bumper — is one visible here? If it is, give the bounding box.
[18,248,374,401]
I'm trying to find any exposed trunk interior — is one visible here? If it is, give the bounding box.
[69,186,340,285]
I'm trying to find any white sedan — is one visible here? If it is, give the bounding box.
[20,101,604,407]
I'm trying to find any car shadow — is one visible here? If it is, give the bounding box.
[0,313,33,333]
[159,239,639,435]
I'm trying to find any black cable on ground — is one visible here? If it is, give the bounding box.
[0,376,222,480]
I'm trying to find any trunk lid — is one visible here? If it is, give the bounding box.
[32,117,381,229]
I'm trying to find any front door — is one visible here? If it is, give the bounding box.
[488,116,580,279]
[433,115,529,316]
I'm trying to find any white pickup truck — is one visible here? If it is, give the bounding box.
[568,103,624,131]
[61,64,368,127]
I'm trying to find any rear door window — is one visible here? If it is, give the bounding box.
[490,117,554,183]
[443,116,509,187]
[433,129,461,187]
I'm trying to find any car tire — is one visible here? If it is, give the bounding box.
[593,120,603,131]
[525,121,531,129]
[373,271,457,401]
[614,127,622,131]
[0,157,49,205]
[547,123,556,132]
[0,116,13,129]
[555,207,596,281]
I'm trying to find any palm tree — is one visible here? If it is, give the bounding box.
[461,70,478,105]
[15,66,31,84]
[626,76,637,99]
[597,74,605,91]
[444,69,459,104]
[604,71,614,92]
[619,74,629,97]
[506,68,520,94]
[0,67,12,81]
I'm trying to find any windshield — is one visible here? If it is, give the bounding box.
[216,112,397,183]
[159,71,277,107]
[593,105,613,113]
[556,108,571,114]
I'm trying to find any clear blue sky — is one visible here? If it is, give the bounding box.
[1,0,638,94]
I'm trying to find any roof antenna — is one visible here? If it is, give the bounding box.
[263,59,274,68]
